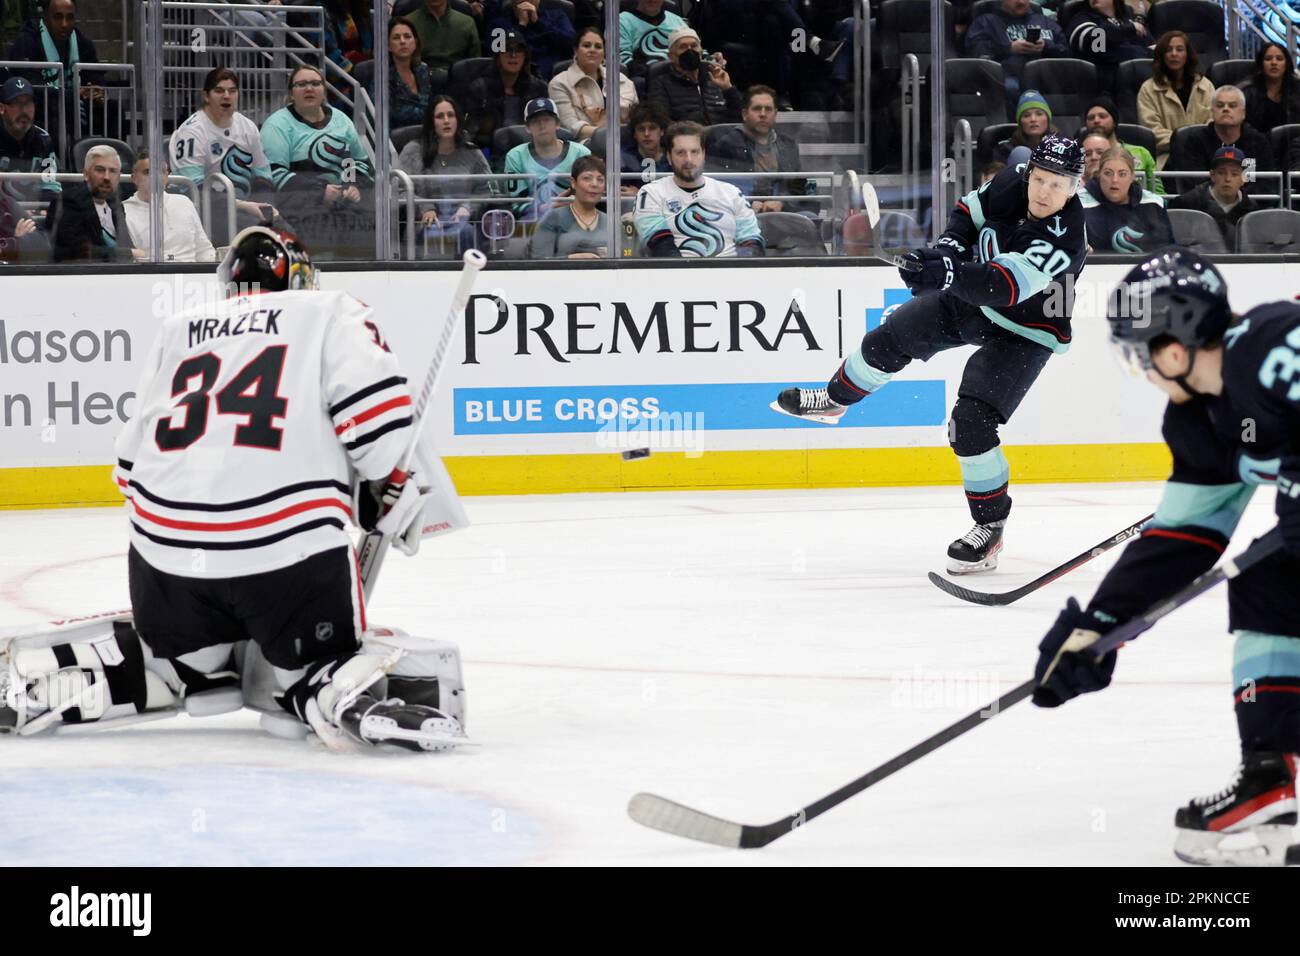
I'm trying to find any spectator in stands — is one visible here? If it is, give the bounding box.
[1242,42,1300,135]
[172,67,277,229]
[123,151,216,263]
[0,76,59,213]
[50,143,131,262]
[707,85,812,215]
[387,16,433,129]
[964,0,1068,106]
[396,93,491,257]
[0,184,46,261]
[646,27,741,126]
[994,90,1057,163]
[1081,94,1161,193]
[503,96,590,220]
[261,64,375,259]
[550,27,637,143]
[486,1,575,81]
[1078,144,1173,251]
[1081,132,1110,187]
[466,29,547,154]
[1167,85,1274,194]
[407,0,480,72]
[530,154,607,258]
[1066,1,1151,96]
[979,160,1006,185]
[692,0,843,113]
[620,101,671,195]
[1137,30,1214,169]
[1167,144,1258,249]
[619,0,688,74]
[321,0,373,73]
[5,0,109,144]
[635,121,763,257]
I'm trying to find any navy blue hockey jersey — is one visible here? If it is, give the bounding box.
[1090,301,1300,634]
[934,164,1089,354]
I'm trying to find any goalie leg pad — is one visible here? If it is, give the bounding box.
[3,619,180,735]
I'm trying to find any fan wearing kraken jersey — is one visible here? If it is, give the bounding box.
[634,121,764,258]
[171,68,276,227]
[618,0,688,70]
[260,65,375,258]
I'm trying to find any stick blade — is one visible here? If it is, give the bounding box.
[925,571,1013,607]
[627,792,745,848]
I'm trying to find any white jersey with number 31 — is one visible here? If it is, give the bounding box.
[114,290,413,579]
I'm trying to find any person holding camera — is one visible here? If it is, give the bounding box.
[645,27,741,127]
[965,0,1067,109]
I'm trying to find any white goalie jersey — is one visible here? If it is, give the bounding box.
[114,290,414,579]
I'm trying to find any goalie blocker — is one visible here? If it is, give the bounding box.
[0,611,467,750]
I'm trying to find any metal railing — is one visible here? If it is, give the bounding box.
[73,63,137,143]
[901,53,922,225]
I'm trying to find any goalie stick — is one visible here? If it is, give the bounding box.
[927,513,1154,607]
[628,530,1283,849]
[357,249,487,600]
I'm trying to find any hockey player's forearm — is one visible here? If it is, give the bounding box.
[951,253,1051,309]
[1087,528,1226,624]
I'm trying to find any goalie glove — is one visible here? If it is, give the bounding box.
[372,469,432,557]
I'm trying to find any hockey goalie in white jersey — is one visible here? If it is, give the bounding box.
[1,227,470,753]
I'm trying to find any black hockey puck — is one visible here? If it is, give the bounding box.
[622,448,652,461]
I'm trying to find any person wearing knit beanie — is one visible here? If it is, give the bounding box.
[1016,89,1052,124]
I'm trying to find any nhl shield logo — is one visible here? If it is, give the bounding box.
[667,200,682,213]
[315,622,334,642]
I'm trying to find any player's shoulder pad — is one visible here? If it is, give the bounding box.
[1222,301,1300,392]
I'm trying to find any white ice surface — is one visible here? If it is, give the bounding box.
[0,482,1280,866]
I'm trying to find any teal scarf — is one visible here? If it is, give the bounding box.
[38,19,79,90]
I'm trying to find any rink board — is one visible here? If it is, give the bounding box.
[1,260,1286,506]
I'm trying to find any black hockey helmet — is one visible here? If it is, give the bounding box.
[1025,133,1085,183]
[218,225,316,293]
[1107,247,1232,376]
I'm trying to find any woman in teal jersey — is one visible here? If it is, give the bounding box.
[260,64,376,259]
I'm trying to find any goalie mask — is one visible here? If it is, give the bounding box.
[218,225,317,293]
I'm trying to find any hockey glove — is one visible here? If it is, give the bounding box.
[1032,598,1118,708]
[373,469,431,557]
[900,247,957,294]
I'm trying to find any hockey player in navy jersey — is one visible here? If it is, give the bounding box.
[1,227,468,753]
[774,134,1088,573]
[1033,249,1300,865]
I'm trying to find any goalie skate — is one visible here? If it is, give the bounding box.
[340,694,470,753]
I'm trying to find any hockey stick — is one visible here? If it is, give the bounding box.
[357,249,487,601]
[927,513,1155,607]
[628,530,1284,849]
[859,180,921,273]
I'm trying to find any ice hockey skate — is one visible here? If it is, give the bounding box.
[339,694,469,754]
[771,387,846,425]
[1173,752,1298,866]
[946,521,1004,574]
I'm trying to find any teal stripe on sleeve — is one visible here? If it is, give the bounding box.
[962,185,986,229]
[991,251,1053,300]
[1153,481,1255,537]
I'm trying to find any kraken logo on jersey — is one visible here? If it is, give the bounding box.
[221,146,256,197]
[1111,225,1146,254]
[675,205,725,257]
[977,225,1001,264]
[308,134,353,179]
[638,30,671,59]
